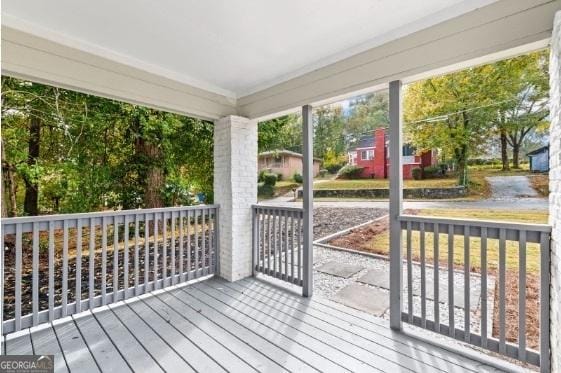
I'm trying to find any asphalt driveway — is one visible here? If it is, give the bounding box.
[486,175,538,200]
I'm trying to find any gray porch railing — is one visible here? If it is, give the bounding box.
[252,205,305,290]
[1,205,219,334]
[397,214,551,370]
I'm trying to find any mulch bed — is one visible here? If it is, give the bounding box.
[325,210,541,350]
[313,207,388,239]
[3,234,212,320]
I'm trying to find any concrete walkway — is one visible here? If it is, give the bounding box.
[486,175,538,200]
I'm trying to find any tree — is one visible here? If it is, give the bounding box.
[484,51,549,169]
[404,69,493,185]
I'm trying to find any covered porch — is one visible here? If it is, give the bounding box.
[2,1,561,372]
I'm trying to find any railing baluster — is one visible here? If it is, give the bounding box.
[154,212,159,288]
[261,209,266,273]
[32,222,39,326]
[49,221,55,320]
[272,209,277,277]
[113,215,119,301]
[448,224,455,337]
[464,225,470,342]
[291,211,295,281]
[433,222,439,333]
[297,211,302,283]
[171,211,176,284]
[62,219,69,316]
[518,230,527,361]
[540,231,551,372]
[209,209,214,274]
[162,212,167,285]
[284,210,289,280]
[194,209,199,278]
[252,208,257,276]
[187,210,192,279]
[201,209,203,276]
[267,209,272,275]
[15,224,22,331]
[499,227,506,354]
[123,215,129,298]
[88,218,95,310]
[420,221,426,328]
[76,218,82,313]
[144,213,150,291]
[481,227,488,349]
[179,210,184,281]
[406,221,413,323]
[102,216,107,305]
[134,214,140,296]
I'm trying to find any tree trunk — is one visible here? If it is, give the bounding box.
[24,116,41,216]
[3,164,18,217]
[500,129,509,171]
[512,143,520,169]
[143,142,164,209]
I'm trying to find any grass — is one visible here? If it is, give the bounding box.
[314,178,458,190]
[365,209,548,275]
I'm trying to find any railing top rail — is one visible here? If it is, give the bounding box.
[399,214,551,233]
[1,204,220,225]
[252,204,304,213]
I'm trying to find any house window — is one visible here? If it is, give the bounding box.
[361,150,374,160]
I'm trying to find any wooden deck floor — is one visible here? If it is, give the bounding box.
[3,277,508,372]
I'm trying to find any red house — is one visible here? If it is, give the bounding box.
[348,128,436,179]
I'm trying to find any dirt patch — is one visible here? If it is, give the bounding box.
[492,271,540,350]
[313,207,387,239]
[528,174,549,197]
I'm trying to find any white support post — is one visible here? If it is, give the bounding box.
[389,80,404,330]
[549,10,561,373]
[213,115,257,282]
[302,105,314,297]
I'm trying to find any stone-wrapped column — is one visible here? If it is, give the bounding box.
[213,115,257,282]
[550,10,561,373]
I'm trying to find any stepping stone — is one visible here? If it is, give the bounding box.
[331,284,389,316]
[358,269,406,290]
[315,261,364,278]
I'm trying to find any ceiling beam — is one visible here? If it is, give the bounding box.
[1,23,237,121]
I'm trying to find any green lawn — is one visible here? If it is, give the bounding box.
[367,209,548,274]
[314,178,458,190]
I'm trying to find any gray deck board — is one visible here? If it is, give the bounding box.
[202,280,441,373]
[30,324,68,373]
[167,286,318,372]
[237,277,499,373]
[92,306,163,373]
[144,292,266,372]
[4,277,508,373]
[179,286,349,373]
[51,318,99,372]
[108,302,195,372]
[195,282,383,373]
[125,297,227,373]
[72,311,131,373]
[5,329,34,355]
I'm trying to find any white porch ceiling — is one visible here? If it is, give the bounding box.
[2,0,497,98]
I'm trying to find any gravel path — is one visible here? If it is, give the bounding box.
[313,207,387,239]
[486,175,538,200]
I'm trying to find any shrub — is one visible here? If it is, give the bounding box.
[412,168,423,180]
[323,150,347,174]
[293,172,303,183]
[318,169,328,177]
[262,173,277,186]
[422,166,441,179]
[276,173,283,181]
[258,183,274,198]
[336,165,364,179]
[258,170,267,182]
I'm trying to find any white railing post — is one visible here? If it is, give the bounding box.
[389,80,404,330]
[302,104,314,297]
